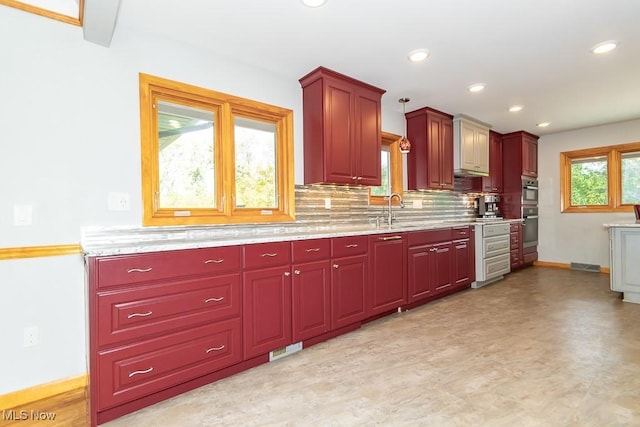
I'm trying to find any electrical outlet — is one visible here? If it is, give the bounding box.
[13,204,33,226]
[24,326,39,347]
[108,192,131,211]
[324,198,331,209]
[413,199,423,209]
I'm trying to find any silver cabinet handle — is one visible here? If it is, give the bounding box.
[294,270,301,275]
[284,271,291,277]
[345,244,359,248]
[204,259,224,264]
[379,236,402,241]
[456,244,467,249]
[305,248,320,253]
[261,253,278,257]
[127,311,153,319]
[430,248,438,252]
[206,346,225,353]
[357,177,363,180]
[204,297,224,303]
[128,367,153,378]
[127,267,152,273]
[333,264,339,269]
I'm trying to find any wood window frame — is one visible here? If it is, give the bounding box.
[560,141,640,213]
[0,0,84,26]
[369,131,404,206]
[139,73,295,226]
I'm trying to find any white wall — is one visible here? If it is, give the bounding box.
[538,118,640,268]
[0,7,403,394]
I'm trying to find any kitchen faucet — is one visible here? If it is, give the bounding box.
[386,193,405,225]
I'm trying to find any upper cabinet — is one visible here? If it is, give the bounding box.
[453,115,490,176]
[482,130,504,193]
[299,67,385,186]
[502,131,539,179]
[406,107,455,190]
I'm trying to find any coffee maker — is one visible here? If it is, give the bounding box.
[475,195,501,218]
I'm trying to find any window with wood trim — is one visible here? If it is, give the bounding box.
[139,73,294,226]
[369,131,403,205]
[560,142,640,213]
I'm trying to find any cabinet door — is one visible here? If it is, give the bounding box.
[460,121,478,172]
[354,87,382,186]
[453,239,472,287]
[475,127,489,174]
[243,266,291,359]
[427,114,444,189]
[292,260,331,343]
[331,255,368,330]
[324,78,356,184]
[368,235,406,316]
[430,242,453,294]
[408,245,432,302]
[483,131,503,192]
[523,136,538,177]
[440,117,455,189]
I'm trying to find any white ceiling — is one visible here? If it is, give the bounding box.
[111,0,640,136]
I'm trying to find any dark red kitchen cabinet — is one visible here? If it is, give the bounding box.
[243,265,292,359]
[453,238,473,287]
[292,259,331,343]
[406,106,455,190]
[510,222,523,270]
[502,131,539,179]
[407,228,456,302]
[368,233,407,316]
[331,254,368,329]
[408,245,432,302]
[482,130,504,193]
[299,66,385,186]
[431,242,454,293]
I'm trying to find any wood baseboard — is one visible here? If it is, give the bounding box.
[534,260,610,274]
[1,375,88,426]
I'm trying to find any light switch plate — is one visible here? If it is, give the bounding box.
[13,204,33,226]
[108,192,131,211]
[413,200,423,209]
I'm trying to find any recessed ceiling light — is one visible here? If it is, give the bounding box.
[408,49,430,63]
[591,40,617,54]
[468,83,485,93]
[301,0,327,7]
[509,105,524,112]
[537,122,550,128]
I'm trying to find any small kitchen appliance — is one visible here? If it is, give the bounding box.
[475,195,501,218]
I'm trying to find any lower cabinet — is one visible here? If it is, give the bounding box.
[368,233,407,316]
[331,235,369,329]
[510,222,523,270]
[408,226,473,303]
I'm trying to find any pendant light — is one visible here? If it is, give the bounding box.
[399,98,411,154]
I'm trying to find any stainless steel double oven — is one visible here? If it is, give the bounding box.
[521,178,538,248]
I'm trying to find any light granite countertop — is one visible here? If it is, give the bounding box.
[81,218,523,257]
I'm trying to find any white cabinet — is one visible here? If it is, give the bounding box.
[472,222,510,288]
[609,226,640,303]
[453,115,490,176]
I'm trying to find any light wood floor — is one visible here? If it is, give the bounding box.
[104,267,640,426]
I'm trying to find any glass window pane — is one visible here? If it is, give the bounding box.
[622,152,640,204]
[370,149,391,196]
[570,156,608,206]
[234,117,277,209]
[157,101,215,209]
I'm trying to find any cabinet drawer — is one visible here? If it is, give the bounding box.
[510,249,521,265]
[97,274,241,347]
[510,233,520,248]
[407,228,452,247]
[331,235,368,258]
[482,223,510,237]
[484,235,510,258]
[452,226,471,239]
[97,318,241,411]
[96,246,241,289]
[510,222,521,232]
[523,251,538,264]
[484,253,511,278]
[243,241,291,270]
[292,239,331,263]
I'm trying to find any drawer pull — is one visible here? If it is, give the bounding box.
[305,248,320,253]
[204,259,224,264]
[294,270,301,275]
[127,311,153,319]
[345,244,359,248]
[206,345,225,353]
[128,367,153,378]
[456,244,467,249]
[204,297,224,303]
[284,271,291,277]
[333,264,339,269]
[261,253,278,257]
[126,267,152,273]
[379,236,402,241]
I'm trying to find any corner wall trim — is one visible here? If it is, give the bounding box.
[0,244,82,261]
[0,374,87,410]
[534,260,610,274]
